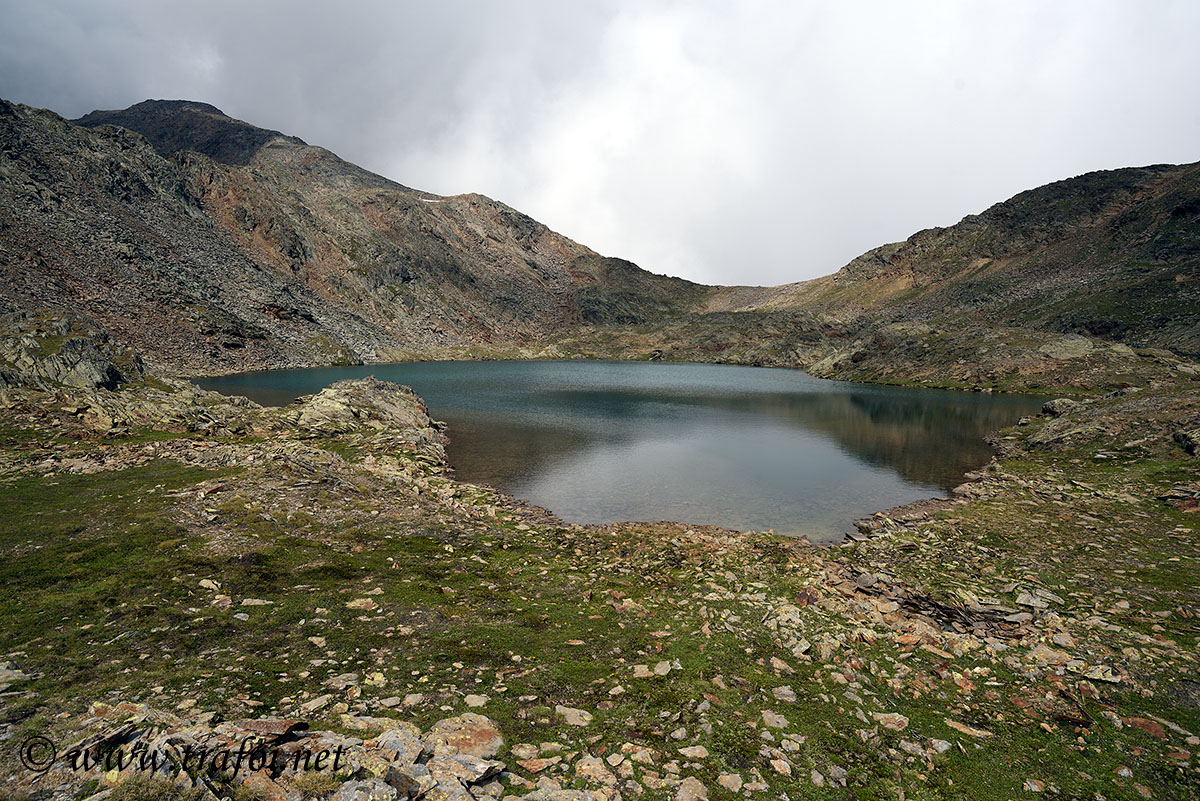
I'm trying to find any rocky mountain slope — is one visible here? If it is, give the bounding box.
[2,97,1198,395]
[721,162,1200,353]
[533,163,1200,392]
[1,99,705,375]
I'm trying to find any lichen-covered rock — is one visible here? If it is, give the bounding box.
[276,378,444,447]
[331,778,399,801]
[382,764,436,799]
[426,753,503,785]
[1175,428,1200,456]
[424,713,504,758]
[373,722,428,765]
[1042,397,1081,417]
[0,311,143,390]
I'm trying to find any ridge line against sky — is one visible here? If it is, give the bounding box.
[1,0,1197,286]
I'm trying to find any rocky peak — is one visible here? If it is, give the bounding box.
[75,99,305,165]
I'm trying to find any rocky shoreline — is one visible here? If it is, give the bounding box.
[1,314,1198,801]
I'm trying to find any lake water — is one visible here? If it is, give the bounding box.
[196,360,1044,543]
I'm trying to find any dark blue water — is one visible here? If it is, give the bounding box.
[197,360,1043,542]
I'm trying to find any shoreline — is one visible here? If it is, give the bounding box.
[1,327,1196,801]
[176,351,1076,398]
[189,355,1037,547]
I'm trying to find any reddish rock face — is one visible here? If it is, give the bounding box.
[3,99,708,376]
[1123,717,1167,739]
[425,713,504,758]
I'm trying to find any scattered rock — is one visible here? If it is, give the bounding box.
[426,753,503,785]
[375,723,427,764]
[1042,397,1082,416]
[1124,717,1167,739]
[331,778,399,801]
[676,776,708,801]
[300,694,332,714]
[944,718,993,738]
[518,757,562,774]
[1084,665,1122,684]
[1028,644,1070,665]
[771,686,797,703]
[872,712,909,731]
[575,756,618,787]
[556,705,593,726]
[761,710,789,729]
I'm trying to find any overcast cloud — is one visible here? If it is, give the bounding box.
[2,1,1197,286]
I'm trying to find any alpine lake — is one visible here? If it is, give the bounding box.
[197,360,1046,544]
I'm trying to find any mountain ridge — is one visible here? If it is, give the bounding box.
[76,98,308,166]
[1,99,708,374]
[3,98,1198,390]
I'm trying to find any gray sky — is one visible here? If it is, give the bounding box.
[2,1,1197,286]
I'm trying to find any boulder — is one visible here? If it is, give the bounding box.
[277,377,442,445]
[425,713,504,758]
[331,778,399,801]
[374,722,427,765]
[0,311,144,390]
[555,705,593,726]
[1038,335,1094,360]
[426,753,504,785]
[1042,398,1081,417]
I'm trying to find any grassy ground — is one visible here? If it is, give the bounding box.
[0,375,1198,800]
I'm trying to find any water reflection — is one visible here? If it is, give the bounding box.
[197,361,1043,542]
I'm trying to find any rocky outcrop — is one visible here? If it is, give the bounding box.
[77,99,306,166]
[0,311,144,390]
[0,100,399,375]
[1175,427,1200,456]
[11,702,516,801]
[278,378,444,441]
[0,320,446,472]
